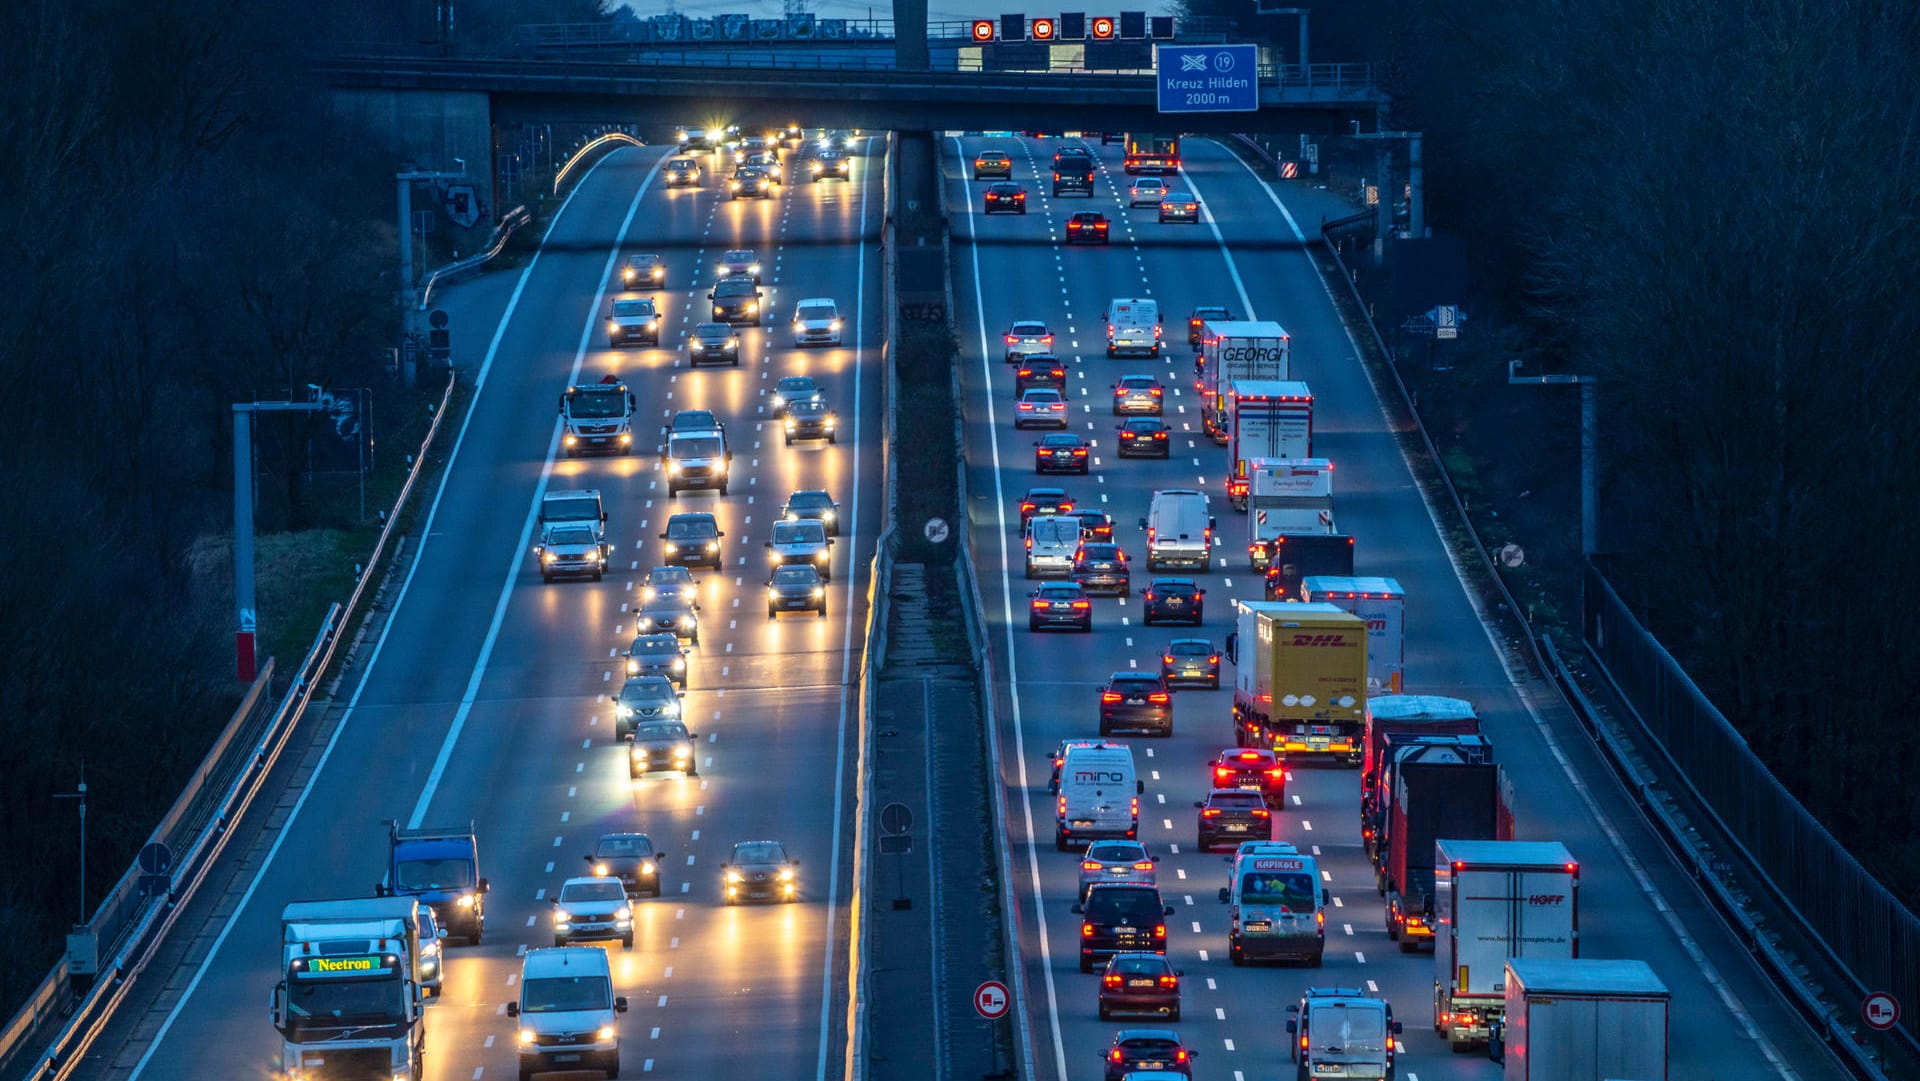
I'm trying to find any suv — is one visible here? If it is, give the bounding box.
[548,876,633,949]
[1033,432,1089,474]
[1099,673,1172,737]
[1003,321,1054,362]
[1072,543,1131,596]
[659,513,724,568]
[710,277,763,325]
[507,948,627,1081]
[1210,748,1286,806]
[766,518,834,579]
[1101,1029,1194,1080]
[612,675,680,738]
[534,522,609,583]
[972,150,1013,179]
[1194,788,1273,851]
[1112,375,1165,415]
[1028,582,1092,632]
[1141,578,1205,625]
[1099,954,1182,1021]
[1287,988,1402,1081]
[687,322,741,367]
[1066,211,1110,245]
[607,297,661,347]
[1161,639,1221,689]
[1074,883,1173,971]
[1015,355,1067,394]
[781,489,841,536]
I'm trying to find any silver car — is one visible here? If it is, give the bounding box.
[1128,177,1169,207]
[1112,374,1166,416]
[722,840,800,904]
[628,719,699,778]
[1078,841,1159,901]
[550,876,633,949]
[535,523,608,583]
[624,632,688,687]
[607,297,661,347]
[791,298,843,346]
[766,519,833,580]
[1003,320,1055,363]
[718,248,762,283]
[771,375,822,416]
[612,675,680,738]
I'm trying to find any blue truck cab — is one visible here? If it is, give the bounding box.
[378,822,490,945]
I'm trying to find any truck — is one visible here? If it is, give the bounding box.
[1199,320,1289,442]
[1374,738,1513,947]
[540,489,607,544]
[1365,733,1499,857]
[271,898,426,1081]
[1491,958,1669,1081]
[1304,577,1406,695]
[1104,297,1162,357]
[1246,458,1334,571]
[1434,840,1580,1051]
[1261,533,1355,602]
[1122,132,1181,174]
[1224,380,1312,510]
[1360,694,1479,835]
[558,381,637,457]
[1024,515,1081,578]
[377,822,490,944]
[1225,601,1368,761]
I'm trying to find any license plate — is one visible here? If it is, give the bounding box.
[1245,921,1270,931]
[553,1054,582,1064]
[1309,736,1329,745]
[1138,1061,1165,1070]
[1053,603,1070,610]
[1167,598,1184,606]
[1225,823,1249,832]
[1128,978,1155,988]
[1235,782,1261,791]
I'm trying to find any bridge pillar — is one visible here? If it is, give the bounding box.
[894,0,929,71]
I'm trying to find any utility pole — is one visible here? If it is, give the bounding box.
[1508,361,1599,556]
[395,161,469,369]
[55,765,97,995]
[233,396,328,681]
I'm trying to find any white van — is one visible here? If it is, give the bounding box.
[1142,489,1214,572]
[1104,298,1162,358]
[1024,516,1081,578]
[1054,741,1143,851]
[507,947,628,1079]
[1218,848,1329,965]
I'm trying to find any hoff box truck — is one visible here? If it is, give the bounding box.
[272,898,426,1081]
[1225,381,1312,510]
[1200,321,1289,441]
[1303,576,1406,695]
[1492,958,1669,1081]
[1227,601,1368,762]
[1434,840,1580,1051]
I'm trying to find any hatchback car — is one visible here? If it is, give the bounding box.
[766,518,833,579]
[728,165,773,198]
[1066,212,1110,245]
[658,513,725,569]
[781,489,841,536]
[771,375,823,415]
[620,252,666,290]
[718,249,763,282]
[640,564,697,604]
[585,832,662,897]
[1101,1029,1195,1080]
[1188,305,1233,347]
[809,150,850,181]
[1100,674,1172,737]
[663,157,701,187]
[1112,375,1165,415]
[721,840,800,904]
[687,321,741,367]
[1072,543,1131,596]
[1128,177,1170,207]
[549,876,633,948]
[628,719,699,778]
[1116,417,1171,458]
[1033,432,1090,475]
[1014,389,1068,429]
[634,592,699,643]
[623,632,688,687]
[1076,884,1173,972]
[709,277,763,325]
[767,564,828,617]
[1158,192,1200,223]
[607,297,661,347]
[784,399,838,444]
[1003,321,1055,362]
[1100,954,1182,1021]
[791,298,843,346]
[1210,748,1287,807]
[1077,840,1158,901]
[1019,487,1075,523]
[984,182,1028,214]
[1075,510,1115,542]
[1141,578,1205,625]
[612,675,680,738]
[972,150,1013,179]
[1195,788,1274,850]
[1160,639,1220,689]
[1028,582,1092,632]
[1014,356,1067,394]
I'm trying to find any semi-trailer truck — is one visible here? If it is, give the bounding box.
[272,898,426,1081]
[1224,380,1312,510]
[1433,840,1579,1051]
[1360,694,1479,830]
[1303,576,1406,694]
[1491,958,1669,1081]
[1226,601,1368,762]
[1199,320,1288,442]
[1376,739,1512,946]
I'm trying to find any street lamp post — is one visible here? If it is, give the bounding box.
[1509,360,1599,556]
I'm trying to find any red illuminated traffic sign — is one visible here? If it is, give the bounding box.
[974,980,1011,1020]
[971,19,996,41]
[1091,16,1115,38]
[1031,17,1056,39]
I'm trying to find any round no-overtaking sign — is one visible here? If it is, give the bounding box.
[973,980,1010,1020]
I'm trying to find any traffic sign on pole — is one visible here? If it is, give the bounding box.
[1155,44,1259,114]
[880,801,914,835]
[1031,16,1055,39]
[1090,15,1115,38]
[971,19,995,41]
[974,980,1012,1020]
[1863,992,1900,1031]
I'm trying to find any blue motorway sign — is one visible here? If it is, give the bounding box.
[1155,44,1259,114]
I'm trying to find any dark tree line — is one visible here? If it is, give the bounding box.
[1178,0,1920,902]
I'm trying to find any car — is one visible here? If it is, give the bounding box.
[634,592,700,643]
[585,833,662,897]
[1014,355,1067,394]
[1128,177,1169,207]
[658,513,725,569]
[623,632,688,686]
[412,907,445,998]
[1187,305,1233,347]
[733,136,773,164]
[1066,212,1110,244]
[1033,432,1090,475]
[549,876,633,948]
[612,675,680,738]
[1112,375,1165,415]
[676,124,709,151]
[687,321,742,367]
[620,252,666,290]
[1099,673,1172,737]
[771,375,822,415]
[1195,788,1274,850]
[767,563,828,617]
[819,129,853,152]
[729,166,773,198]
[1014,388,1068,429]
[718,249,763,282]
[1116,417,1171,458]
[1100,1029,1195,1080]
[709,277,763,325]
[628,719,699,778]
[721,840,800,903]
[766,517,834,579]
[1210,747,1286,806]
[607,297,661,347]
[781,489,841,536]
[780,123,806,148]
[1003,321,1055,362]
[1076,884,1173,972]
[534,522,609,583]
[639,565,697,605]
[972,150,1013,179]
[784,399,838,445]
[1019,487,1075,523]
[1072,543,1131,596]
[809,150,850,181]
[1158,192,1200,223]
[1077,840,1158,901]
[1141,578,1205,625]
[663,157,702,187]
[1099,954,1182,1021]
[1160,639,1220,689]
[983,182,1028,214]
[743,151,781,175]
[1028,581,1092,632]
[791,297,843,346]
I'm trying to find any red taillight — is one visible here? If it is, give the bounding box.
[1031,600,1047,609]
[1151,388,1162,396]
[1005,334,1017,344]
[1159,975,1178,988]
[1110,1050,1123,1063]
[1215,767,1233,778]
[1301,1036,1309,1051]
[1267,767,1285,777]
[1164,655,1177,664]
[1317,911,1325,927]
[1102,692,1122,703]
[1114,387,1125,395]
[1082,861,1101,871]
[1042,335,1054,344]
[1103,974,1122,987]
[1020,502,1035,512]
[1084,923,1096,938]
[1019,368,1033,377]
[1147,693,1169,703]
[1072,600,1090,609]
[1173,1048,1188,1062]
[1208,655,1219,664]
[1133,861,1154,871]
[1072,448,1087,456]
[1153,924,1166,938]
[1252,808,1270,817]
[1201,808,1220,817]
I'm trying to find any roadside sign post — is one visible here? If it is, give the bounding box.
[1155,44,1259,114]
[1863,992,1900,1066]
[880,802,913,910]
[974,980,1012,1078]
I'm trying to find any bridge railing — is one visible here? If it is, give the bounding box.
[508,16,1241,51]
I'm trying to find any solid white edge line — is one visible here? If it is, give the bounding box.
[1212,139,1798,1081]
[818,132,875,1081]
[123,147,640,1081]
[952,133,1072,1081]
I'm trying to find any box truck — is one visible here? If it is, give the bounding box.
[1200,320,1288,441]
[1246,458,1335,572]
[1434,840,1580,1050]
[1492,958,1669,1081]
[272,898,426,1081]
[1226,601,1368,762]
[1304,576,1406,695]
[1224,381,1312,510]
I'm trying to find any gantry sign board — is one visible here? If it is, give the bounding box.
[1155,44,1259,113]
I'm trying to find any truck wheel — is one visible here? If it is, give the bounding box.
[1055,830,1068,852]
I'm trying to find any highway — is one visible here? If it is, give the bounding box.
[948,135,1848,1081]
[74,138,882,1081]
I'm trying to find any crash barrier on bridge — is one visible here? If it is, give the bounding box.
[419,205,531,310]
[552,130,645,196]
[1581,568,1916,1073]
[509,16,1238,53]
[0,368,460,1081]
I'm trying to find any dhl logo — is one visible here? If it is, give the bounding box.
[1288,633,1353,647]
[1527,894,1567,906]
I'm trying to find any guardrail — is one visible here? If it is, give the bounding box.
[509,16,1242,48]
[2,367,460,1081]
[552,131,645,194]
[419,205,531,309]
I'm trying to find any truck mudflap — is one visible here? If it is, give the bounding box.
[1435,991,1501,1048]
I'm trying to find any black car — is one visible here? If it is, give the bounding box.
[1210,747,1286,807]
[710,277,763,325]
[1101,1029,1195,1081]
[729,166,773,198]
[1099,954,1182,1021]
[1099,673,1172,737]
[784,399,838,444]
[1188,305,1233,347]
[1014,355,1067,394]
[1161,638,1220,689]
[628,719,699,778]
[767,564,828,617]
[584,833,662,897]
[809,150,851,181]
[1195,788,1273,850]
[659,513,725,569]
[1072,543,1131,597]
[611,675,680,738]
[1141,578,1205,625]
[771,375,822,416]
[1019,487,1075,523]
[1033,433,1090,475]
[634,593,700,644]
[1028,582,1091,632]
[687,322,741,367]
[620,252,666,290]
[1075,510,1115,542]
[1075,884,1172,972]
[1066,211,1110,245]
[781,489,842,536]
[984,182,1028,214]
[1117,417,1171,458]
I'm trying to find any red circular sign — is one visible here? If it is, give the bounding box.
[1863,992,1901,1031]
[1032,17,1055,39]
[973,980,1011,1020]
[971,19,995,41]
[1091,16,1115,39]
